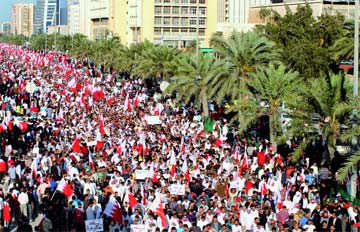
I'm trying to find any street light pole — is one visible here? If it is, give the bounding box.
[353,0,359,150]
[355,0,359,99]
[196,0,199,61]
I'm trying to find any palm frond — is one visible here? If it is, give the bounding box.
[337,153,360,182]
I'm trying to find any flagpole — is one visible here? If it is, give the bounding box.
[50,189,58,201]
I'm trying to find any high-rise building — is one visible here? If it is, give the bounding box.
[116,0,219,48]
[68,0,80,35]
[59,0,68,25]
[34,0,58,33]
[79,0,91,37]
[10,3,35,37]
[1,23,11,34]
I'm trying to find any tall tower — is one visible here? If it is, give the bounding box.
[11,3,35,37]
[34,0,58,33]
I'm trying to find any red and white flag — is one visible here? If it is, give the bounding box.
[276,191,283,209]
[104,195,123,225]
[99,115,105,135]
[169,149,177,178]
[259,179,268,197]
[128,192,139,210]
[71,138,82,153]
[30,158,37,179]
[133,92,139,107]
[181,158,191,182]
[56,179,74,197]
[180,136,185,153]
[140,184,146,206]
[124,93,132,112]
[147,195,167,228]
[149,163,159,183]
[89,153,94,170]
[234,150,239,163]
[240,147,249,173]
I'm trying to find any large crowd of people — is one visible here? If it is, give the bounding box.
[0,43,358,232]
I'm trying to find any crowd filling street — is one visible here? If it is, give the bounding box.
[0,43,358,232]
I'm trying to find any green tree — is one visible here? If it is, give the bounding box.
[256,5,345,80]
[166,53,228,117]
[132,43,181,81]
[330,20,356,61]
[69,33,94,58]
[291,72,353,162]
[210,31,281,101]
[114,40,154,78]
[226,63,301,149]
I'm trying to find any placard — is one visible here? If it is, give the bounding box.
[85,219,103,232]
[169,184,185,196]
[130,224,145,232]
[135,169,149,180]
[144,116,161,125]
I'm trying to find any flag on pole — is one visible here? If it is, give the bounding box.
[104,195,123,225]
[99,115,105,135]
[169,149,177,178]
[180,136,185,153]
[147,195,167,228]
[71,138,82,153]
[181,158,190,182]
[128,192,139,210]
[149,163,159,183]
[56,179,74,197]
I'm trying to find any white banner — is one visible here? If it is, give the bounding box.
[130,224,145,232]
[144,116,161,125]
[135,169,149,180]
[169,184,185,196]
[85,219,103,232]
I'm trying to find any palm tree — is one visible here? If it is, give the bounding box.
[92,37,123,67]
[114,40,153,78]
[226,63,301,149]
[210,31,281,101]
[330,20,355,61]
[132,43,181,81]
[166,53,228,117]
[69,33,94,58]
[291,72,353,162]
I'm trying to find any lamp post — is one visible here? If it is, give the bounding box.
[353,0,359,150]
[196,0,199,61]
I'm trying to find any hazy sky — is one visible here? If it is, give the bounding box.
[0,0,36,26]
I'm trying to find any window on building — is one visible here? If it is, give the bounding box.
[163,17,171,25]
[181,7,188,14]
[155,0,162,3]
[172,28,179,33]
[173,0,180,3]
[190,7,196,15]
[199,28,205,36]
[190,19,197,25]
[164,0,170,3]
[198,19,205,25]
[155,17,162,25]
[190,0,197,4]
[173,17,179,25]
[200,7,206,15]
[164,6,171,14]
[189,28,196,33]
[181,18,188,26]
[199,0,205,3]
[155,6,162,14]
[182,0,188,3]
[181,28,188,32]
[163,28,170,35]
[172,6,179,14]
[154,27,161,35]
